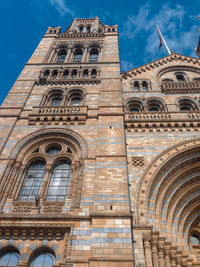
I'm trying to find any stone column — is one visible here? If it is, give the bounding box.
[176,251,182,267]
[82,45,88,62]
[0,161,20,211]
[11,165,26,200]
[164,242,171,267]
[143,232,153,267]
[151,232,159,267]
[66,46,73,62]
[158,238,165,267]
[170,246,177,267]
[0,160,15,195]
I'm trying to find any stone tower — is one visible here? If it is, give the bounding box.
[0,17,200,267]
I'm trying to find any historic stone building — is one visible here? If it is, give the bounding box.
[0,17,200,266]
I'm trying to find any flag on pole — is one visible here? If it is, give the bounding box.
[156,25,171,55]
[156,25,163,49]
[196,36,200,58]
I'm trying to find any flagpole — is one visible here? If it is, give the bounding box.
[156,24,171,55]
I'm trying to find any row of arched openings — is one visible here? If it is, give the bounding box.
[127,98,199,113]
[56,47,99,63]
[42,68,97,79]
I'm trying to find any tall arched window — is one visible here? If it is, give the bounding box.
[46,160,72,201]
[134,81,140,92]
[72,70,77,79]
[142,81,148,91]
[0,251,20,267]
[43,70,49,78]
[73,49,83,63]
[91,69,97,78]
[18,160,45,201]
[52,70,58,79]
[57,50,67,63]
[89,48,99,62]
[30,252,55,267]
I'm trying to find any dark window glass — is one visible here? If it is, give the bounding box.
[43,70,49,78]
[91,69,97,78]
[130,106,140,112]
[134,81,139,92]
[142,81,148,91]
[51,95,62,107]
[148,106,160,112]
[72,70,77,79]
[83,70,88,78]
[87,25,91,32]
[52,71,58,79]
[64,70,69,79]
[0,252,19,266]
[46,146,61,155]
[191,235,200,244]
[57,50,67,63]
[30,252,55,267]
[73,49,82,63]
[176,74,186,82]
[70,96,81,106]
[79,26,84,32]
[179,105,192,111]
[90,49,98,62]
[18,161,45,201]
[46,160,72,201]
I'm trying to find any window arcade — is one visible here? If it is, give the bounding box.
[30,252,55,267]
[0,251,20,267]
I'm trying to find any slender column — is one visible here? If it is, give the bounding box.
[82,46,88,62]
[143,231,153,267]
[0,160,14,194]
[9,162,21,198]
[176,252,182,267]
[0,162,20,211]
[170,247,177,267]
[40,164,51,200]
[12,165,26,200]
[151,232,159,267]
[139,81,143,92]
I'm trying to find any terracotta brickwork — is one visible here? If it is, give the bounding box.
[0,17,200,266]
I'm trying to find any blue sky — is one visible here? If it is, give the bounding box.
[0,0,199,104]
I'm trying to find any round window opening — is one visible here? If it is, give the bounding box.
[46,145,61,155]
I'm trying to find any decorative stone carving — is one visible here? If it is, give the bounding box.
[12,206,31,212]
[43,205,63,213]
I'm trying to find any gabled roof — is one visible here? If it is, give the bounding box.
[122,53,200,78]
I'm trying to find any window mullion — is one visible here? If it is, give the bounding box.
[40,165,51,201]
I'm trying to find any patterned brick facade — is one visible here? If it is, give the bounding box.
[0,17,200,266]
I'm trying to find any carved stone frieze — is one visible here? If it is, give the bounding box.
[43,205,63,213]
[12,206,31,212]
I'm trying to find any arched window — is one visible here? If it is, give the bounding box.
[50,95,62,107]
[79,25,84,33]
[64,70,69,79]
[72,70,77,79]
[162,78,173,83]
[46,160,72,201]
[18,160,45,201]
[193,78,200,82]
[142,81,148,91]
[128,100,143,113]
[87,25,91,32]
[70,95,82,106]
[147,100,164,112]
[57,50,67,63]
[176,74,186,82]
[179,100,196,111]
[0,251,20,266]
[73,49,83,63]
[91,69,97,78]
[30,252,55,267]
[134,81,140,92]
[83,69,88,78]
[89,48,99,62]
[52,70,58,79]
[43,70,49,78]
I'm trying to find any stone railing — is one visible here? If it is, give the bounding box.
[161,81,200,94]
[125,111,200,132]
[28,106,87,125]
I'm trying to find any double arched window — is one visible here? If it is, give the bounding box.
[18,158,72,202]
[178,99,197,111]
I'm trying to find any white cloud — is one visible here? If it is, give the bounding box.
[121,4,198,60]
[121,60,135,72]
[49,0,74,16]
